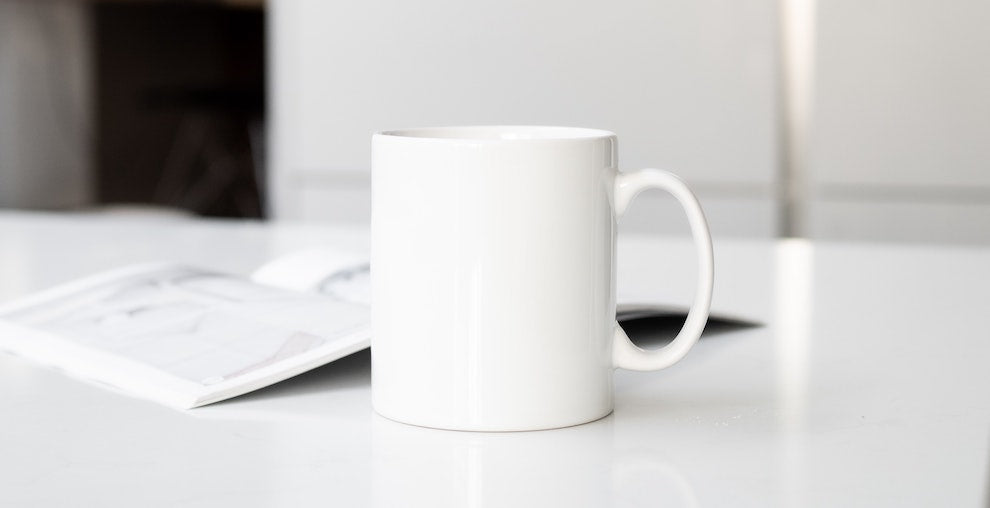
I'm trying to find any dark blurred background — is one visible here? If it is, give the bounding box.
[95,2,264,218]
[0,0,264,218]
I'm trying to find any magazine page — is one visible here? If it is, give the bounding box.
[251,248,370,305]
[0,263,371,409]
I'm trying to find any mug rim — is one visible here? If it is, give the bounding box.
[375,125,616,142]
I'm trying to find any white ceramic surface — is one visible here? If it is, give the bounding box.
[0,213,988,507]
[371,126,714,431]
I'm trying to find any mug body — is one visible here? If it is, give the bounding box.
[371,126,618,431]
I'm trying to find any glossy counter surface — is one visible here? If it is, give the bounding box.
[0,212,987,506]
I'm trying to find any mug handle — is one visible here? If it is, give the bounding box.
[611,169,715,371]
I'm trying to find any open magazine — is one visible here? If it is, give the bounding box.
[0,248,728,410]
[0,249,372,409]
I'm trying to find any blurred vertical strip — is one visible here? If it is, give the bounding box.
[776,0,816,238]
[0,0,93,209]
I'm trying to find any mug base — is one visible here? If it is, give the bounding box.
[372,407,614,432]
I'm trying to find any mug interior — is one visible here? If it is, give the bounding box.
[378,126,614,141]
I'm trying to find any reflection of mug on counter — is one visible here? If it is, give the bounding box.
[370,415,698,507]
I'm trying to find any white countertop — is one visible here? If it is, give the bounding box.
[1,211,988,507]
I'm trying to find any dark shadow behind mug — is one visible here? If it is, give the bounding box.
[617,304,762,349]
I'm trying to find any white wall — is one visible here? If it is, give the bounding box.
[808,0,990,243]
[270,0,990,244]
[269,0,779,238]
[0,0,93,209]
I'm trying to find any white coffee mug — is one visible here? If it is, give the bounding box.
[371,126,714,431]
